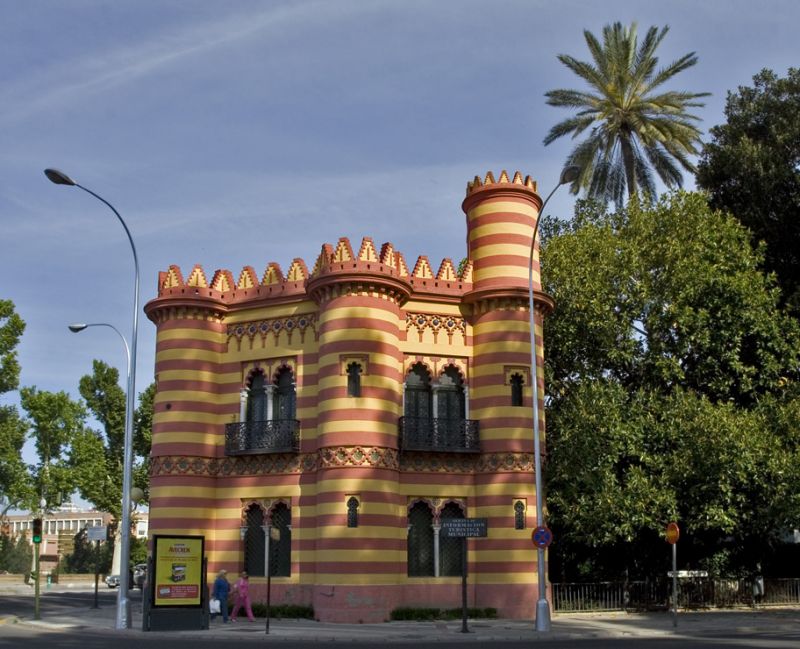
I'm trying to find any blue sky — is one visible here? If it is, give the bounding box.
[2,0,799,474]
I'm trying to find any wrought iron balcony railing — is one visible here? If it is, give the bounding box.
[225,419,300,455]
[398,416,480,453]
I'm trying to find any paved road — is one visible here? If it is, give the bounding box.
[2,626,800,649]
[2,585,800,647]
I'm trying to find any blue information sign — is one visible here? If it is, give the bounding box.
[441,518,488,538]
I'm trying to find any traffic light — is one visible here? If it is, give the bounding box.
[32,518,43,544]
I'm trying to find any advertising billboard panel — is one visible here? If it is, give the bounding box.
[152,535,205,607]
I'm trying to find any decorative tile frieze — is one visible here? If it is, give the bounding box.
[227,313,317,349]
[151,451,535,477]
[405,312,466,344]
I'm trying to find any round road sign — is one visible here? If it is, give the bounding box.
[532,525,553,548]
[666,522,680,544]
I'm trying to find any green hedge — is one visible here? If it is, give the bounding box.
[247,603,314,619]
[390,607,497,621]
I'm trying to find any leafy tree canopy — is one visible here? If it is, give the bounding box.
[0,299,25,394]
[19,387,105,512]
[77,363,154,516]
[542,192,800,579]
[544,22,709,206]
[0,532,32,574]
[697,68,800,314]
[0,300,29,516]
[542,191,799,406]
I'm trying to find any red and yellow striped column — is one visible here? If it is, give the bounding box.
[305,262,410,622]
[462,171,550,617]
[145,298,241,565]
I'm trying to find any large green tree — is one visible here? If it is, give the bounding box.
[19,387,105,511]
[132,381,155,501]
[542,192,800,579]
[77,361,154,514]
[78,360,126,518]
[0,531,33,573]
[543,192,798,405]
[0,300,30,516]
[696,68,800,313]
[544,22,708,205]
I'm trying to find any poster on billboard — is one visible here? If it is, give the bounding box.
[152,535,205,607]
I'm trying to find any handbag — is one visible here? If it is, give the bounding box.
[209,597,221,614]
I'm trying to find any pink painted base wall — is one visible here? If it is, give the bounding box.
[245,582,539,623]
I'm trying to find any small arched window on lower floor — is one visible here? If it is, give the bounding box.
[514,500,526,530]
[407,501,434,577]
[439,502,465,577]
[346,362,362,397]
[347,496,359,528]
[510,373,524,407]
[243,502,292,577]
[243,504,266,576]
[270,503,292,577]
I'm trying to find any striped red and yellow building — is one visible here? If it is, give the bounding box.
[144,170,553,622]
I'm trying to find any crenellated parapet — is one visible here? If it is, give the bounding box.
[145,236,474,321]
[465,169,538,198]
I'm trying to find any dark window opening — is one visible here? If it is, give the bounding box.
[244,504,265,576]
[270,503,292,577]
[439,503,465,576]
[347,497,359,528]
[274,367,296,421]
[407,502,434,577]
[246,371,267,423]
[514,500,526,530]
[347,362,362,397]
[511,373,524,407]
[405,364,432,420]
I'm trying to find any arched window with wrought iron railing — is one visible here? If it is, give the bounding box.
[273,366,296,422]
[227,366,299,455]
[246,371,268,424]
[437,366,466,447]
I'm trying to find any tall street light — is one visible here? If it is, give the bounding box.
[46,168,139,630]
[528,165,580,632]
[68,322,132,585]
[68,323,131,373]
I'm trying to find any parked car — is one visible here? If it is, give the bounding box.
[133,563,147,589]
[105,574,120,588]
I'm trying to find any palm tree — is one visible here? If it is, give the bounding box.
[544,22,709,205]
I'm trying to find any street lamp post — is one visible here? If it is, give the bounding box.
[46,168,139,630]
[68,323,131,374]
[528,165,580,632]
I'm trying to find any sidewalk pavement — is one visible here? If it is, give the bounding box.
[2,584,800,642]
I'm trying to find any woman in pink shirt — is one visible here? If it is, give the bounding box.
[230,570,255,622]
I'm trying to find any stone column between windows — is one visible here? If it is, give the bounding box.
[239,388,248,422]
[433,523,441,577]
[265,384,274,420]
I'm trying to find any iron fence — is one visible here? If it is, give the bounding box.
[552,577,800,612]
[398,416,480,452]
[225,419,299,454]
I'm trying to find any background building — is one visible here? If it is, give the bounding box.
[3,506,149,574]
[144,170,551,622]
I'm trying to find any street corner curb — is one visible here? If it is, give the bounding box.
[0,615,20,626]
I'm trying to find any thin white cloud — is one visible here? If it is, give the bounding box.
[0,1,341,125]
